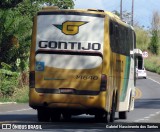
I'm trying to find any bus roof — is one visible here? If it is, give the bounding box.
[40,7,133,29]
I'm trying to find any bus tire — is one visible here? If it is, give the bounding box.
[95,113,109,123]
[95,114,103,122]
[50,111,61,122]
[63,113,71,121]
[128,92,132,111]
[37,109,50,122]
[110,96,116,122]
[104,112,110,123]
[119,111,127,119]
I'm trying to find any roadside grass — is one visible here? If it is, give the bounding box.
[144,52,160,74]
[0,86,29,103]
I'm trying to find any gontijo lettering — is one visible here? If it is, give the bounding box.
[39,41,101,51]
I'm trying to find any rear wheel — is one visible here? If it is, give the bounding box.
[95,113,109,123]
[119,111,127,119]
[62,113,71,121]
[50,111,61,122]
[37,109,50,122]
[110,96,116,122]
[104,113,110,123]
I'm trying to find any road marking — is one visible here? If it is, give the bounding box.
[149,114,155,117]
[0,121,20,124]
[0,102,17,105]
[156,111,160,114]
[134,119,145,122]
[0,108,32,114]
[147,77,160,85]
[134,111,160,122]
[135,118,149,122]
[135,87,142,99]
[134,76,160,122]
[144,116,150,119]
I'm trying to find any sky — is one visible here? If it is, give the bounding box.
[74,0,160,28]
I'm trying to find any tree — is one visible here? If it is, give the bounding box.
[0,2,37,71]
[112,10,132,25]
[0,0,75,71]
[41,0,74,9]
[0,0,23,8]
[134,26,150,51]
[0,0,75,96]
[0,0,74,9]
[149,11,160,55]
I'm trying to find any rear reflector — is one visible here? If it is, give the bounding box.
[29,71,35,88]
[100,74,107,91]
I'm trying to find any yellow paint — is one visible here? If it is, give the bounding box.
[30,16,37,71]
[62,21,88,35]
[29,9,135,114]
[135,88,142,99]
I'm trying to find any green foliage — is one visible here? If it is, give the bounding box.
[0,86,29,103]
[144,53,160,74]
[51,0,74,9]
[112,10,120,17]
[10,86,29,103]
[0,63,19,97]
[0,0,23,8]
[0,0,75,100]
[0,76,17,96]
[148,11,160,55]
[148,30,160,55]
[1,62,12,70]
[0,0,74,9]
[112,10,132,25]
[37,0,74,9]
[0,62,29,98]
[0,8,32,71]
[144,59,157,72]
[156,66,160,74]
[0,0,75,72]
[134,26,150,51]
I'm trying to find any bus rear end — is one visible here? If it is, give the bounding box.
[29,8,107,121]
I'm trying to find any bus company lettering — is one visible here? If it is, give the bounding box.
[39,41,101,51]
[76,75,98,80]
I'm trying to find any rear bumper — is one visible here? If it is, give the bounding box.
[137,73,147,78]
[29,88,106,112]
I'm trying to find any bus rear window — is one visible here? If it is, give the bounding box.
[36,54,102,70]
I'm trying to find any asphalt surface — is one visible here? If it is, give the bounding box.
[0,71,160,131]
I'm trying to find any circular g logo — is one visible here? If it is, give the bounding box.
[54,21,88,35]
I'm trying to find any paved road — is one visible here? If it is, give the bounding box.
[134,71,160,123]
[0,71,160,130]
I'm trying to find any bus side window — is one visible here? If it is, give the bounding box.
[110,20,116,53]
[110,21,113,35]
[124,29,127,55]
[121,27,125,55]
[115,24,120,53]
[115,24,119,40]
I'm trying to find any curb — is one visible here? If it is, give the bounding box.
[0,102,17,105]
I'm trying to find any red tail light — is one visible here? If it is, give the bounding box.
[100,74,107,91]
[29,71,35,88]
